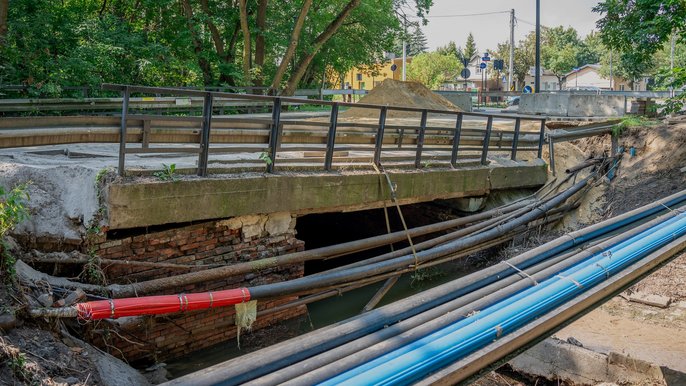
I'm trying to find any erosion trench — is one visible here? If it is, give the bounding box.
[2,87,686,384]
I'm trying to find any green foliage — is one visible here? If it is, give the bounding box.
[0,183,29,280]
[1,0,430,95]
[436,41,464,63]
[0,183,30,238]
[259,152,273,166]
[612,116,659,136]
[406,52,459,89]
[463,32,477,61]
[153,163,179,182]
[594,0,686,67]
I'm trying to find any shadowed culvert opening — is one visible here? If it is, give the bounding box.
[296,202,471,276]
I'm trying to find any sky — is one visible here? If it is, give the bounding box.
[416,0,603,53]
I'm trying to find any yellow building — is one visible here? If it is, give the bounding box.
[339,57,412,91]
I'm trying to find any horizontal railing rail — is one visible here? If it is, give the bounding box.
[96,84,546,177]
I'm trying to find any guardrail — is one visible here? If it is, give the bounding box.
[93,84,547,177]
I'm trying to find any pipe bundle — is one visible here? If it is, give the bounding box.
[321,212,686,385]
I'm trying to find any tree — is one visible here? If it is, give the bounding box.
[393,23,428,57]
[594,0,686,65]
[436,41,464,63]
[541,27,582,89]
[577,31,604,67]
[463,33,477,60]
[0,0,7,43]
[595,0,686,104]
[0,0,431,96]
[406,51,459,89]
[542,44,578,89]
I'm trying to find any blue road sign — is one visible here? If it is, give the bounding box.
[479,63,487,69]
[461,68,471,79]
[523,85,533,93]
[391,64,397,72]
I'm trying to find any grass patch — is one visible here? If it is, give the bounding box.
[612,116,660,136]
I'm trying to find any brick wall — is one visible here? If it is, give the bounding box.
[86,212,307,363]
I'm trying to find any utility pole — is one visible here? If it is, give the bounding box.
[402,16,407,81]
[609,50,613,90]
[509,9,515,91]
[670,32,675,96]
[534,0,541,93]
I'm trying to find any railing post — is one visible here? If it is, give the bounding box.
[117,86,130,177]
[197,92,213,177]
[548,137,556,176]
[537,119,546,159]
[414,110,428,168]
[267,97,282,173]
[511,117,521,161]
[480,116,493,165]
[324,103,339,171]
[374,106,388,167]
[450,113,463,167]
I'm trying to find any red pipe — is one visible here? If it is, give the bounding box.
[75,288,251,320]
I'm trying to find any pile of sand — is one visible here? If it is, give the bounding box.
[341,79,463,119]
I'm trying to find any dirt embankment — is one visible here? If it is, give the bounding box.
[537,117,686,384]
[341,79,463,119]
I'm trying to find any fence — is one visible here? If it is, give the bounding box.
[96,84,547,177]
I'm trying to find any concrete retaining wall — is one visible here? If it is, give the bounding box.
[434,91,473,112]
[519,94,625,117]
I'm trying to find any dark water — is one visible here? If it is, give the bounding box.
[164,255,493,378]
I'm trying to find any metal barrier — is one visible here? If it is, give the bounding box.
[101,84,547,177]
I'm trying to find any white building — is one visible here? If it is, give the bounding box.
[562,64,648,91]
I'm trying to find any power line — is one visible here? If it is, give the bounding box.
[411,10,510,19]
[515,17,550,29]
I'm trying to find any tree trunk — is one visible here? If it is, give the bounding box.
[199,0,238,86]
[281,0,361,96]
[238,0,251,85]
[270,0,312,94]
[253,0,268,89]
[180,0,214,85]
[0,0,8,43]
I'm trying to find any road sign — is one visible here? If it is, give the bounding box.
[479,63,487,69]
[391,64,397,72]
[523,85,533,93]
[493,59,504,70]
[482,56,490,62]
[461,68,471,79]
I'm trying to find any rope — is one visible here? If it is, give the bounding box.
[502,260,538,286]
[372,163,421,269]
[595,262,611,278]
[555,274,583,288]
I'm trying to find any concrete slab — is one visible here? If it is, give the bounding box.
[520,94,625,117]
[106,159,547,229]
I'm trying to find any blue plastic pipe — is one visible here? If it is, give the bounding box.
[322,212,686,385]
[319,212,686,385]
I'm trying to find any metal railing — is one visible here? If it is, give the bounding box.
[101,84,547,177]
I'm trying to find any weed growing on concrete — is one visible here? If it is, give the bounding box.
[154,163,179,181]
[259,152,273,167]
[0,183,30,237]
[0,183,30,281]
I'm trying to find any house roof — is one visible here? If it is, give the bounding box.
[563,63,600,78]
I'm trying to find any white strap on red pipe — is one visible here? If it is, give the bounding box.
[75,287,251,320]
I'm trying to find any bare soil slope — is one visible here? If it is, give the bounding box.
[341,79,463,119]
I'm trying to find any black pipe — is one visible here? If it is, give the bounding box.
[164,188,686,386]
[274,208,686,385]
[166,179,592,386]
